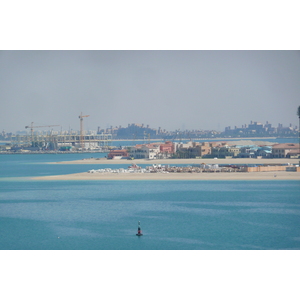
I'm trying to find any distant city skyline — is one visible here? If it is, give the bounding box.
[3,119,297,140]
[1,51,299,133]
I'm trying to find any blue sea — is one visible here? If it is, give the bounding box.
[0,153,299,250]
[113,137,298,147]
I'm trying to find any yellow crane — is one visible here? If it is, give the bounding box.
[25,122,60,139]
[78,112,89,148]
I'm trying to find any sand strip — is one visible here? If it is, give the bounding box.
[32,171,300,181]
[51,158,300,165]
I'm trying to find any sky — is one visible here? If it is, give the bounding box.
[1,50,299,133]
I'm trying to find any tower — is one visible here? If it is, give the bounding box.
[78,112,89,148]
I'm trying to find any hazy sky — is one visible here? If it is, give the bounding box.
[1,50,299,133]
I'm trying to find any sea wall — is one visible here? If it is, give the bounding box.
[244,166,287,172]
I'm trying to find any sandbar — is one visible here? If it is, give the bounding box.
[33,171,300,181]
[52,158,299,165]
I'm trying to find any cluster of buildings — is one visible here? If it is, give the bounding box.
[97,123,221,139]
[108,141,300,160]
[1,120,298,154]
[108,141,175,159]
[97,120,298,140]
[1,120,298,148]
[98,123,161,140]
[97,123,209,140]
[224,121,298,137]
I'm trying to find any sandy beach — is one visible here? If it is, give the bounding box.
[52,157,299,165]
[33,170,300,181]
[36,157,300,181]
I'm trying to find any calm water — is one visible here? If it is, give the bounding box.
[0,154,299,250]
[112,137,298,146]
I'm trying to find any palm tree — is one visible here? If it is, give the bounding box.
[297,106,300,159]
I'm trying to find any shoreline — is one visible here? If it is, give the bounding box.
[32,171,300,181]
[110,137,281,141]
[51,158,300,165]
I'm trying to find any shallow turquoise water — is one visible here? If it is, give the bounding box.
[0,154,299,250]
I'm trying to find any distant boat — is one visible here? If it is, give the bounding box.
[136,221,143,236]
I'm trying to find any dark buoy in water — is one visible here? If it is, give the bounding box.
[136,221,143,236]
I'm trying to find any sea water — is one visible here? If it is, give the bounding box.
[0,154,299,250]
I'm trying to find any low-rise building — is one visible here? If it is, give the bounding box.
[211,145,240,158]
[286,149,300,158]
[159,141,175,155]
[256,146,272,158]
[237,145,258,158]
[128,144,160,159]
[272,143,299,158]
[176,142,213,158]
[127,141,175,159]
[0,144,11,151]
[107,149,129,159]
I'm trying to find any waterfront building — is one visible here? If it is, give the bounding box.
[237,145,258,158]
[159,141,175,155]
[272,143,300,158]
[175,142,214,158]
[255,146,272,158]
[128,144,160,159]
[0,144,11,151]
[107,149,129,159]
[127,141,175,159]
[211,145,240,158]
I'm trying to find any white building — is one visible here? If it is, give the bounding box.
[129,145,160,159]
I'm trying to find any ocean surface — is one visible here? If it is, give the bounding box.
[0,153,299,250]
[112,137,298,147]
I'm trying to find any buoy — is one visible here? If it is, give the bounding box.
[136,221,143,236]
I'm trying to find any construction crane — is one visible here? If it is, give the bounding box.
[25,122,60,139]
[79,112,89,148]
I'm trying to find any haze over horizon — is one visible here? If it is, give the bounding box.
[1,50,299,134]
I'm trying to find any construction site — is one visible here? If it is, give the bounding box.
[3,113,112,153]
